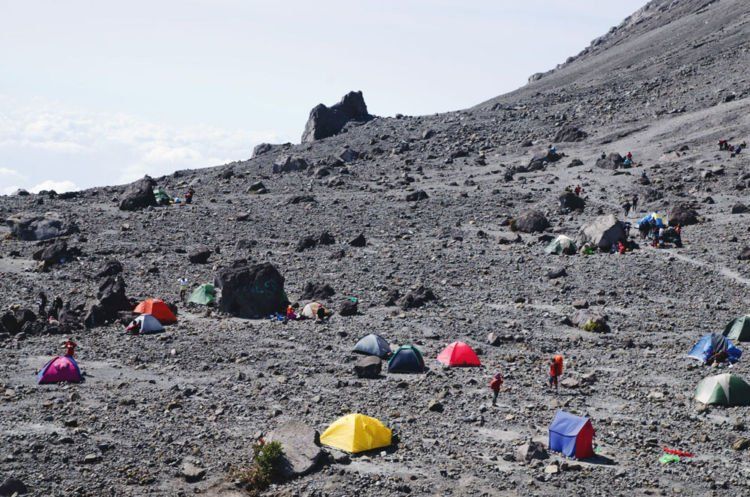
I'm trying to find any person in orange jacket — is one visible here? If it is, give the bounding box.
[489,372,504,406]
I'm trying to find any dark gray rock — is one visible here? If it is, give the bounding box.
[400,286,437,310]
[296,236,318,252]
[267,422,324,479]
[596,153,625,170]
[514,210,550,233]
[738,247,750,261]
[273,156,309,174]
[339,299,358,317]
[6,213,78,241]
[301,91,372,143]
[354,356,382,379]
[300,282,335,301]
[558,192,585,213]
[349,233,367,247]
[119,176,157,211]
[406,190,429,202]
[0,477,28,496]
[554,126,588,142]
[95,259,123,279]
[516,441,549,462]
[214,262,287,318]
[731,202,748,214]
[188,247,212,264]
[669,204,700,226]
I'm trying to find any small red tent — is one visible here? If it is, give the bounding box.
[134,299,177,324]
[436,341,481,367]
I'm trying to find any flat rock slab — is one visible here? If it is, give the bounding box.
[268,421,324,479]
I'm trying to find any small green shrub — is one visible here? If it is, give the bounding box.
[232,440,285,496]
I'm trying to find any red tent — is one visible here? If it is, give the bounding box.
[134,299,177,324]
[437,341,481,367]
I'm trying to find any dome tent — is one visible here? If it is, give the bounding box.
[437,341,481,367]
[387,345,425,374]
[126,314,164,334]
[353,334,391,358]
[723,315,750,342]
[695,373,750,406]
[37,355,83,384]
[188,284,216,305]
[320,414,392,454]
[134,298,177,324]
[545,235,577,255]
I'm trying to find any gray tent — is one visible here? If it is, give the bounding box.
[578,214,626,250]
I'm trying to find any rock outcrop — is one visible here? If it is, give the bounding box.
[301,91,372,143]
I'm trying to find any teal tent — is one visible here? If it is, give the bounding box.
[188,284,216,305]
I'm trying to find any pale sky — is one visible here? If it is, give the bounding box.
[0,0,646,193]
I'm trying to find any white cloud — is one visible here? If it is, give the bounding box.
[30,179,78,193]
[0,95,282,190]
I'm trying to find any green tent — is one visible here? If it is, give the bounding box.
[545,235,577,255]
[723,315,750,342]
[153,187,171,205]
[188,284,216,305]
[694,373,750,406]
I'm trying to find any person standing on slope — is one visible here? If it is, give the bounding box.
[490,372,504,406]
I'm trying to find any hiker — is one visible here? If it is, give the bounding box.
[36,291,48,318]
[489,372,504,406]
[626,152,633,161]
[618,240,627,255]
[600,152,606,160]
[549,145,557,155]
[674,224,683,248]
[708,349,729,367]
[658,227,666,248]
[178,278,189,302]
[185,188,195,205]
[574,185,583,196]
[126,319,142,335]
[638,221,650,239]
[631,194,638,215]
[548,356,563,393]
[623,157,633,167]
[622,199,631,218]
[316,304,328,322]
[62,338,77,357]
[719,140,728,151]
[49,297,63,320]
[285,305,297,321]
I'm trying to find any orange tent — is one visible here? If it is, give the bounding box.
[134,299,177,324]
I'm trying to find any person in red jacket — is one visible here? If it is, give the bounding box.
[489,372,504,406]
[548,355,563,393]
[63,338,77,357]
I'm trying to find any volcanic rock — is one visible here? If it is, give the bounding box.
[514,210,549,233]
[119,176,157,211]
[301,91,372,143]
[354,356,382,379]
[267,422,324,479]
[214,262,287,318]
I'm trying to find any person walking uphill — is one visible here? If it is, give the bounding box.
[490,372,504,406]
[63,338,77,357]
[548,355,564,393]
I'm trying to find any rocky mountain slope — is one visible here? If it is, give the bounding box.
[2,1,750,496]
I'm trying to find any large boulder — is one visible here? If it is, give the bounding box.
[528,150,561,171]
[514,210,550,233]
[596,153,625,170]
[578,214,626,250]
[400,286,437,310]
[32,239,78,269]
[301,91,372,143]
[0,477,28,496]
[119,176,157,211]
[558,192,585,213]
[6,213,78,241]
[214,262,287,318]
[669,204,700,226]
[267,422,324,479]
[273,156,309,174]
[571,309,609,333]
[554,126,588,142]
[85,276,131,328]
[354,356,382,379]
[300,282,335,301]
[738,247,750,261]
[516,441,549,462]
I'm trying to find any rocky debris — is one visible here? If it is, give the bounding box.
[119,176,157,211]
[731,202,748,214]
[32,239,80,270]
[578,214,625,250]
[96,259,123,278]
[318,232,336,245]
[669,204,700,226]
[528,150,561,171]
[252,143,274,157]
[300,282,335,300]
[546,267,567,279]
[267,422,324,479]
[349,233,367,247]
[0,477,28,496]
[558,192,585,213]
[400,286,437,310]
[427,400,444,413]
[273,156,309,174]
[554,125,588,142]
[406,190,429,202]
[249,181,268,194]
[180,457,207,483]
[568,159,584,167]
[516,441,549,462]
[85,276,131,328]
[339,148,359,163]
[301,91,372,143]
[6,212,78,241]
[571,309,609,333]
[596,153,625,170]
[738,247,750,261]
[188,247,212,264]
[296,235,319,252]
[513,210,549,233]
[214,262,287,318]
[354,356,382,379]
[339,299,358,316]
[732,438,750,451]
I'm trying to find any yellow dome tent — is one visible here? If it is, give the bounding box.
[319,413,392,453]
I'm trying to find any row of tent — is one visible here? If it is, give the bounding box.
[319,410,596,459]
[353,335,482,372]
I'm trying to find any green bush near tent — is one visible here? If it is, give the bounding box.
[188,284,216,305]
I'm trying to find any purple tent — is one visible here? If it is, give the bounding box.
[37,355,83,384]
